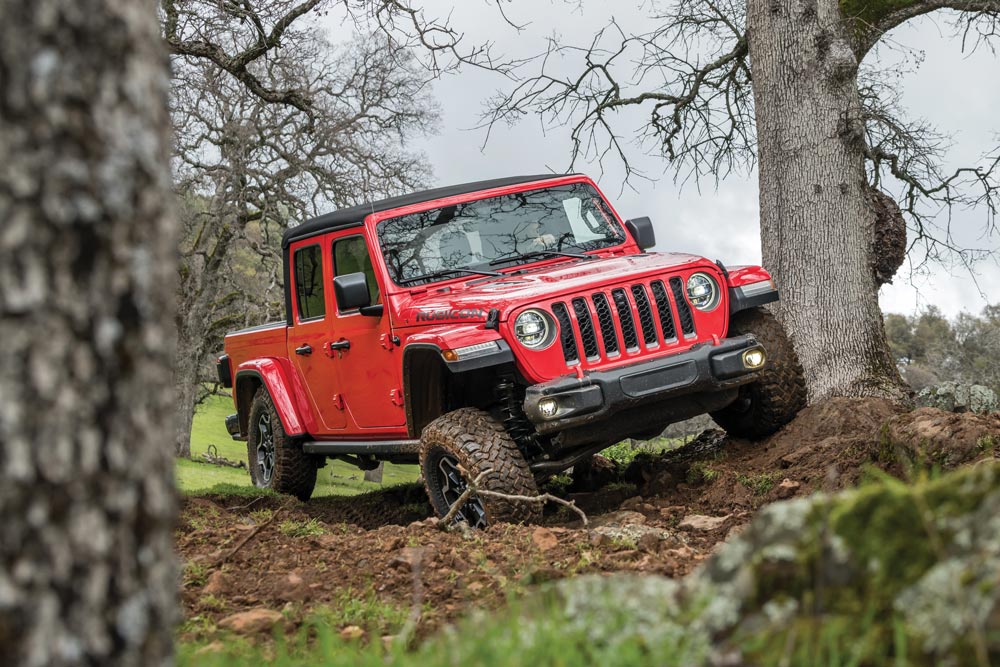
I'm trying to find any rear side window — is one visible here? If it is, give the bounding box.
[293,245,325,320]
[333,236,380,309]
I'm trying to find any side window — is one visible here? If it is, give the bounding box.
[293,244,325,320]
[333,235,380,309]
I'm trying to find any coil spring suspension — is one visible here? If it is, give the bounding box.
[496,376,547,459]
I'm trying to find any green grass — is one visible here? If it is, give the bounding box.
[602,436,685,468]
[735,471,778,496]
[279,518,326,538]
[178,394,420,497]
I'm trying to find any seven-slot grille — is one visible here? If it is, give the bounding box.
[551,278,696,366]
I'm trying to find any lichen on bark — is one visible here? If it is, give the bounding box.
[0,1,178,666]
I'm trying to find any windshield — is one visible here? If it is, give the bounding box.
[376,183,626,285]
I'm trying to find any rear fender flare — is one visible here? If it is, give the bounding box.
[234,359,310,437]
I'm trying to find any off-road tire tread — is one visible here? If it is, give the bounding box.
[420,407,541,525]
[247,387,317,501]
[711,307,806,439]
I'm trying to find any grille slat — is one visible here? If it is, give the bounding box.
[650,280,677,340]
[551,302,579,364]
[571,298,600,359]
[611,288,640,350]
[551,276,698,367]
[631,284,658,346]
[669,277,696,336]
[592,292,619,356]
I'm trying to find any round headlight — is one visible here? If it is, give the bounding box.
[686,273,720,311]
[514,309,555,349]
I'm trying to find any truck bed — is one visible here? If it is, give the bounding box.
[224,321,287,370]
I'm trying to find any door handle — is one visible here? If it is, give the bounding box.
[323,339,351,358]
[295,344,313,356]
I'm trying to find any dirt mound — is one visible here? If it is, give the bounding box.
[176,398,997,645]
[621,398,995,515]
[197,483,433,530]
[884,407,999,468]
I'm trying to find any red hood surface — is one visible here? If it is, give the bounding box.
[392,251,718,327]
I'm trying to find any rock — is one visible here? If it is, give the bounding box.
[775,479,801,499]
[884,408,1000,469]
[218,608,283,635]
[593,523,676,547]
[390,546,425,572]
[590,532,611,548]
[678,514,730,531]
[620,496,645,511]
[916,382,998,414]
[203,570,231,596]
[194,641,226,656]
[339,625,365,641]
[779,444,814,469]
[532,527,559,551]
[637,532,661,552]
[281,571,310,602]
[591,510,647,527]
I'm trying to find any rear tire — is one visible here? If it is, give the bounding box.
[247,387,317,501]
[420,408,540,528]
[711,307,806,439]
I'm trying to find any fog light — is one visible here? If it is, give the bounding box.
[538,398,559,419]
[743,349,766,369]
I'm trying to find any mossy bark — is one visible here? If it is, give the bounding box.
[0,1,178,665]
[747,0,909,402]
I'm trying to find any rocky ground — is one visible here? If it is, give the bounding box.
[176,398,999,646]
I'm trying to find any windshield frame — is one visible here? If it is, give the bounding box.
[372,180,629,288]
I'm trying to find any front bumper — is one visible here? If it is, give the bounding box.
[522,334,765,433]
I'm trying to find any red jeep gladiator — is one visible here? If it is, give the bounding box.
[218,174,805,526]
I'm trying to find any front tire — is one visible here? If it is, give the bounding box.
[420,408,541,528]
[711,307,806,439]
[247,387,317,501]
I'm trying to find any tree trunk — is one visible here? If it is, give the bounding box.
[174,362,198,459]
[747,0,908,402]
[0,1,177,665]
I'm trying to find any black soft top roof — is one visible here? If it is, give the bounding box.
[281,173,577,248]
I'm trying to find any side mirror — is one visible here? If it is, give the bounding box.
[625,217,656,251]
[334,272,377,314]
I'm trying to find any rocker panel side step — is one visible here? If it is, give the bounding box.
[301,439,421,456]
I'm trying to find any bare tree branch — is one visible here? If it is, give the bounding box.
[846,0,1000,57]
[161,0,327,114]
[481,0,753,184]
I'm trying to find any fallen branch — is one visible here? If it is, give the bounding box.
[214,502,288,566]
[436,469,492,528]
[225,496,267,512]
[435,468,589,529]
[201,444,247,470]
[477,489,590,527]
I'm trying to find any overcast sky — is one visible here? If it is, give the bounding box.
[325,2,999,317]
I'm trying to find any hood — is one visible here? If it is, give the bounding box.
[394,252,715,327]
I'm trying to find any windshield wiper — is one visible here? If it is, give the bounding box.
[398,267,502,285]
[488,249,597,267]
